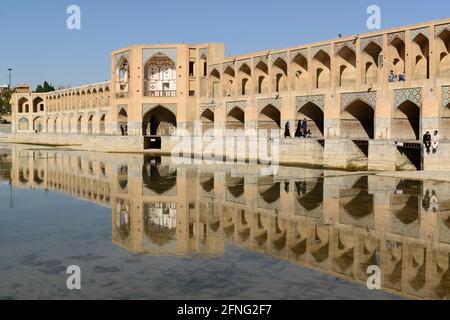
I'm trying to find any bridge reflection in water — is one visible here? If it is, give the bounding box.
[6,145,450,300]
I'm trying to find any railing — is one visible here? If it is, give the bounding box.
[144,90,176,97]
[116,92,130,99]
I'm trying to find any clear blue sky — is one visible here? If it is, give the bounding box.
[1,0,449,89]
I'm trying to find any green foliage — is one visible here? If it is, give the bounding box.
[0,87,13,115]
[35,81,55,93]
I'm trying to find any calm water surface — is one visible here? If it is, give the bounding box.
[0,144,449,300]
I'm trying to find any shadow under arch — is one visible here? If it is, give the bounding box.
[340,99,375,139]
[142,106,177,136]
[296,180,324,211]
[142,158,177,195]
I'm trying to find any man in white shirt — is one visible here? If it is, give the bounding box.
[432,130,440,154]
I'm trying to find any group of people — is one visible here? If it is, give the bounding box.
[423,130,440,154]
[284,119,312,139]
[422,189,439,213]
[388,70,406,82]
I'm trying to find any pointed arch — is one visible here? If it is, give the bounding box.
[412,33,430,80]
[226,107,245,130]
[297,102,324,137]
[209,68,221,98]
[438,29,450,77]
[313,50,331,89]
[32,97,44,113]
[88,114,94,134]
[292,53,309,91]
[18,97,28,113]
[255,61,268,94]
[393,100,420,140]
[200,108,214,134]
[99,114,106,134]
[142,106,177,136]
[363,42,382,84]
[390,37,406,76]
[118,108,128,136]
[340,99,375,139]
[238,63,251,96]
[336,46,356,87]
[259,104,281,129]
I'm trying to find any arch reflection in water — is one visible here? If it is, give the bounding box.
[6,144,450,300]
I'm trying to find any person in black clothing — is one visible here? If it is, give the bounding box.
[423,131,432,154]
[295,120,302,138]
[284,121,291,138]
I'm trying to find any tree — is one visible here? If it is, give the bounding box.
[0,87,13,115]
[35,81,55,93]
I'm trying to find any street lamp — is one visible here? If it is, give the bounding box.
[8,68,12,88]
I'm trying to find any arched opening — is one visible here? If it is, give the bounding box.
[18,118,29,131]
[362,42,382,84]
[239,63,251,96]
[99,114,106,134]
[200,109,214,134]
[223,66,235,97]
[117,58,130,93]
[258,105,281,130]
[297,102,324,138]
[257,179,280,208]
[209,69,220,98]
[438,29,450,77]
[441,103,450,140]
[292,53,309,91]
[257,76,266,94]
[92,89,97,108]
[18,97,28,114]
[98,88,104,107]
[340,100,375,139]
[226,107,245,130]
[118,108,128,136]
[336,46,357,87]
[272,57,288,92]
[81,91,86,108]
[86,90,92,109]
[339,177,374,226]
[142,106,177,136]
[393,100,421,140]
[255,61,268,94]
[313,50,330,89]
[54,118,58,133]
[88,115,93,134]
[77,116,82,134]
[241,78,249,95]
[296,180,324,213]
[142,159,177,195]
[389,37,406,76]
[32,97,44,113]
[412,33,430,80]
[143,52,176,97]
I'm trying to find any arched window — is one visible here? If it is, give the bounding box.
[162,65,171,80]
[148,65,158,80]
[143,52,176,96]
[119,60,129,82]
